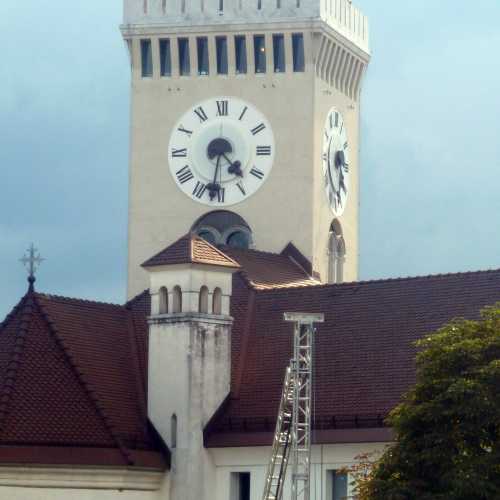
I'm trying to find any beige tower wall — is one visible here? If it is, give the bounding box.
[312,74,363,283]
[123,11,369,299]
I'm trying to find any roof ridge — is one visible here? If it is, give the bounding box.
[125,289,150,309]
[143,233,239,268]
[189,232,195,262]
[0,293,35,433]
[125,311,148,429]
[218,244,288,259]
[32,294,134,466]
[35,292,123,309]
[193,235,240,267]
[256,267,500,293]
[0,292,29,331]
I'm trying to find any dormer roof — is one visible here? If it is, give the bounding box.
[141,233,240,270]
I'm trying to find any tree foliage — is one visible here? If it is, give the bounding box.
[357,304,500,500]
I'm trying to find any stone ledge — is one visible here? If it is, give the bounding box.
[0,466,165,491]
[148,312,234,326]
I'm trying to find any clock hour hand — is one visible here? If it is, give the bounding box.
[222,153,243,177]
[228,160,243,177]
[339,173,347,194]
[334,150,346,170]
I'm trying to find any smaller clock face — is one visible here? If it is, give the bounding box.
[169,97,275,206]
[322,108,350,216]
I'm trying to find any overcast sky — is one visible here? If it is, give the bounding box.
[1,0,499,319]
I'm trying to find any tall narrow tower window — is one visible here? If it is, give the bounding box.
[212,287,222,314]
[172,286,183,313]
[159,286,169,314]
[178,38,191,76]
[141,39,153,77]
[273,34,285,73]
[254,35,266,73]
[234,36,247,74]
[216,37,228,75]
[159,39,172,77]
[199,286,209,313]
[292,33,305,72]
[197,37,209,75]
[171,414,177,448]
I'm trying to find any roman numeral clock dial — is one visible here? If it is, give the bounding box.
[322,107,350,216]
[169,97,275,206]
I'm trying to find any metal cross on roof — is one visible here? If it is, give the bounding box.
[20,244,44,289]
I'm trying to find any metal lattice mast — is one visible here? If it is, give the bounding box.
[262,313,324,500]
[285,313,324,500]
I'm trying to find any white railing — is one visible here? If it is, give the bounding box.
[124,0,369,52]
[321,0,369,52]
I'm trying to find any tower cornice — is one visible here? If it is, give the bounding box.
[122,0,369,54]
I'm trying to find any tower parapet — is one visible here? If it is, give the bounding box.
[123,0,369,52]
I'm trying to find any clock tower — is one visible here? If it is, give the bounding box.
[122,0,370,298]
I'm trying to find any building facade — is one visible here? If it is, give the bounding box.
[123,0,371,297]
[1,2,499,500]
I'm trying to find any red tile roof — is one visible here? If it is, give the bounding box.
[1,256,499,457]
[204,269,500,447]
[142,233,240,269]
[0,290,166,469]
[219,245,320,290]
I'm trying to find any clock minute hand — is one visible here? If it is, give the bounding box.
[207,155,221,201]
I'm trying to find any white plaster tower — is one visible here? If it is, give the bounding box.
[122,0,370,296]
[143,233,240,500]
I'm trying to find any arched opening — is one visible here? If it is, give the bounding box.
[172,286,182,313]
[171,414,177,449]
[191,210,253,249]
[328,220,346,284]
[197,227,219,246]
[159,286,168,314]
[199,286,209,314]
[212,287,222,315]
[225,228,251,249]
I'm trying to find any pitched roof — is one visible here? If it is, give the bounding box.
[0,289,166,469]
[219,245,320,290]
[2,255,499,455]
[142,233,240,269]
[205,268,500,447]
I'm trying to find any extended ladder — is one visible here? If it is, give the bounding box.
[262,313,325,500]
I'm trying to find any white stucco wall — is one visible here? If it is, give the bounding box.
[211,442,390,500]
[146,262,235,500]
[0,488,161,500]
[0,440,389,500]
[0,467,169,500]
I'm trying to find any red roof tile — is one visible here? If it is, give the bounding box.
[0,290,166,469]
[142,233,240,269]
[205,269,500,447]
[2,253,499,456]
[219,246,320,290]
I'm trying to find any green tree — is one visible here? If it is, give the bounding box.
[358,304,500,500]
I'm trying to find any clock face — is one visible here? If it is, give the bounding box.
[322,107,350,216]
[169,96,275,206]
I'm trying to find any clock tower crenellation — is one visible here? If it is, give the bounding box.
[122,0,370,298]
